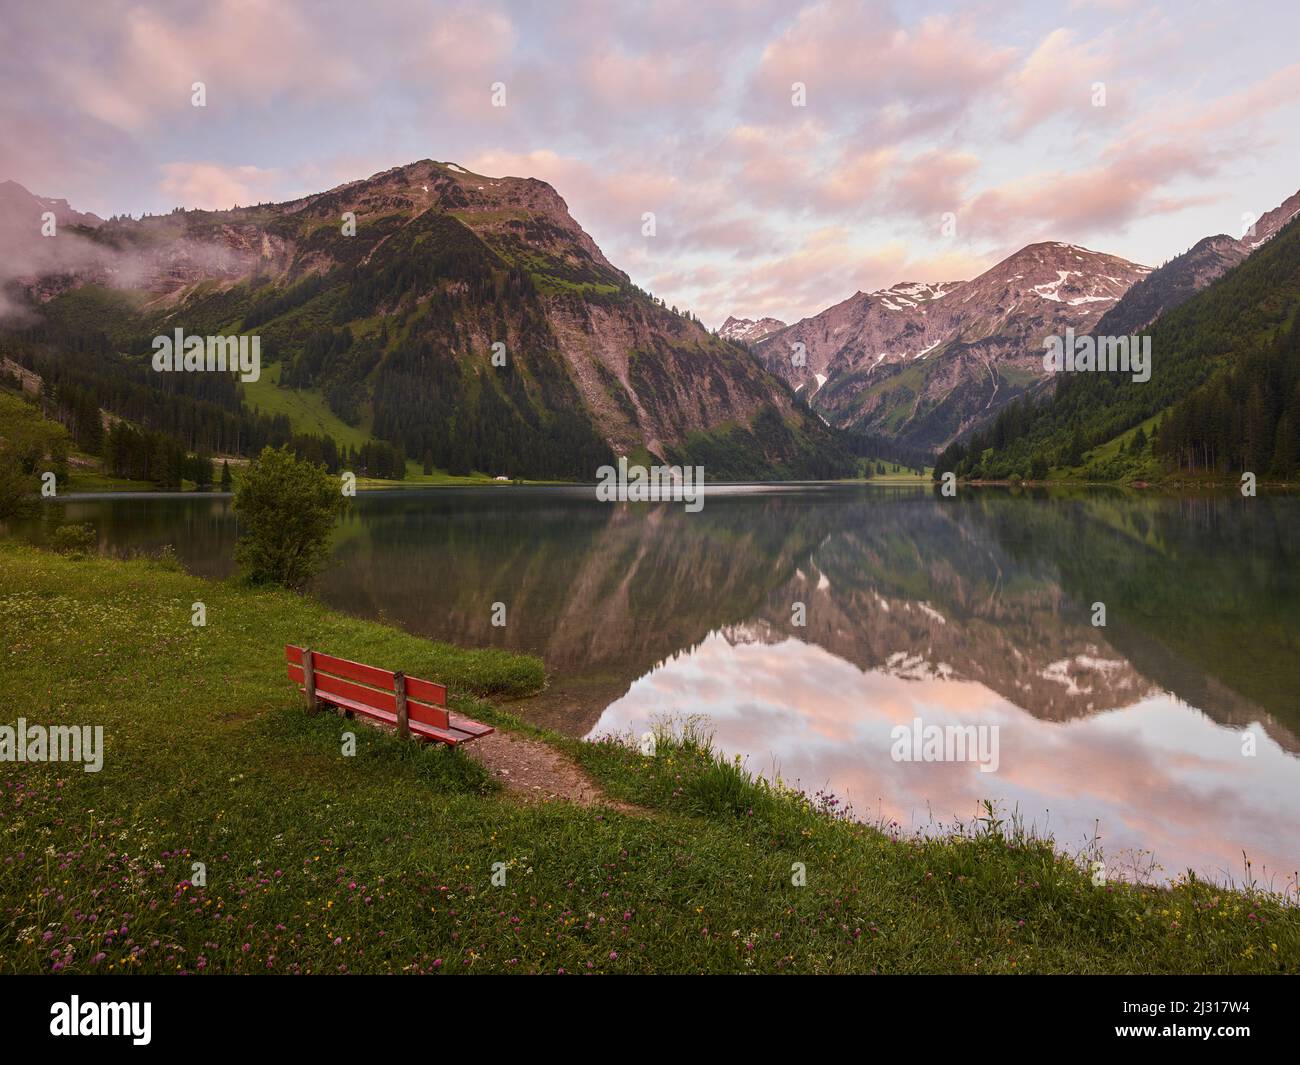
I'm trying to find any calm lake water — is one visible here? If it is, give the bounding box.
[20,485,1300,888]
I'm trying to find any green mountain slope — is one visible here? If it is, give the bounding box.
[941,212,1300,482]
[2,163,854,483]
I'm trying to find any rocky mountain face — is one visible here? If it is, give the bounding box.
[1245,187,1300,251]
[1,178,300,313]
[0,180,109,304]
[747,188,1300,455]
[1,163,852,479]
[0,179,103,233]
[718,315,786,344]
[1094,187,1300,336]
[753,244,1149,451]
[1092,235,1247,337]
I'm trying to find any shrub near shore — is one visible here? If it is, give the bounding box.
[0,542,1295,975]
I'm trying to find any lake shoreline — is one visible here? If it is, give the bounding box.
[48,461,1300,503]
[2,539,1295,974]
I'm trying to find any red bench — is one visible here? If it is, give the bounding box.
[285,645,493,747]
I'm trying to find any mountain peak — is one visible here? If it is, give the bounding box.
[753,240,1151,450]
[999,239,1144,267]
[334,159,627,283]
[719,315,787,343]
[0,179,103,229]
[1244,186,1300,250]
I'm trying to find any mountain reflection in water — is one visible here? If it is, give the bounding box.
[28,485,1300,886]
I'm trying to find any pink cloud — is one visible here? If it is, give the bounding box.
[751,2,1016,124]
[671,229,989,324]
[42,0,362,133]
[813,147,898,211]
[158,162,283,211]
[884,149,980,218]
[959,59,1300,246]
[583,48,721,109]
[724,122,829,209]
[465,148,685,240]
[405,7,518,120]
[1006,27,1118,134]
[7,1,1299,336]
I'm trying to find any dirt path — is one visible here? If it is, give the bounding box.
[466,730,641,812]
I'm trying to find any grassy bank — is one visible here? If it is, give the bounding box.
[0,542,1295,974]
[61,456,542,494]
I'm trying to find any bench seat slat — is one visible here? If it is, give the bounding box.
[359,700,489,746]
[448,714,494,738]
[293,686,490,746]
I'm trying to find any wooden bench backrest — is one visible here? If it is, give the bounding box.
[285,646,449,730]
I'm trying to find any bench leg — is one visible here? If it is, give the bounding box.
[302,647,319,714]
[394,671,410,740]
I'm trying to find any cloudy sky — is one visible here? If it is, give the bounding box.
[5,0,1299,326]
